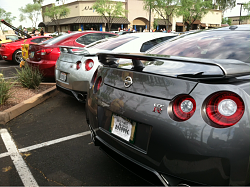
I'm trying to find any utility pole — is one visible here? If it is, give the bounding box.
[149,4,151,32]
[237,3,245,25]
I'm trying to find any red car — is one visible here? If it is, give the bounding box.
[27,31,117,78]
[0,36,51,64]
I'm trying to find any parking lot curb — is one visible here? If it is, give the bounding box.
[0,84,59,125]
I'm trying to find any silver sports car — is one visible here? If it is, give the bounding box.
[86,25,250,186]
[55,33,177,102]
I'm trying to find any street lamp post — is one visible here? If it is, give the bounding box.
[237,3,245,25]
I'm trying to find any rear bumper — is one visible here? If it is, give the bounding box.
[90,130,199,186]
[56,84,87,103]
[26,59,56,78]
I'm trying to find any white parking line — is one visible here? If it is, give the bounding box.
[0,130,91,159]
[0,129,38,186]
[0,66,19,68]
[3,76,18,79]
[19,131,91,153]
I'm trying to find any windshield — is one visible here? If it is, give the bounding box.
[6,35,19,41]
[148,30,250,63]
[87,35,137,50]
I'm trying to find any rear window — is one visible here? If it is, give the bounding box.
[148,30,250,63]
[41,33,72,45]
[87,36,137,50]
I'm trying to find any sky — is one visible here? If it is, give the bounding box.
[0,0,249,29]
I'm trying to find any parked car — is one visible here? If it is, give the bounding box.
[0,36,51,64]
[27,31,117,78]
[86,25,250,186]
[118,31,134,35]
[0,34,20,44]
[56,32,177,102]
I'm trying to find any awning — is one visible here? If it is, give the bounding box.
[176,22,184,26]
[38,22,49,27]
[155,19,172,26]
[45,16,130,25]
[76,16,104,23]
[201,23,206,27]
[186,20,201,24]
[193,20,201,24]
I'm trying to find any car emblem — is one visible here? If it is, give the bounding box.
[153,104,164,114]
[124,76,133,88]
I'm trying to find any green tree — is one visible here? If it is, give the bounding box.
[33,0,44,3]
[0,8,16,31]
[221,17,231,25]
[143,0,180,31]
[244,1,250,15]
[214,0,236,15]
[43,4,70,33]
[178,0,213,31]
[19,3,42,28]
[92,0,128,32]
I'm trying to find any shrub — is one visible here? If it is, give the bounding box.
[0,73,14,105]
[15,63,43,89]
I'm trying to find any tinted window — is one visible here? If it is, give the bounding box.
[148,30,250,63]
[140,36,176,52]
[87,36,137,50]
[31,37,50,43]
[103,33,116,39]
[76,33,104,45]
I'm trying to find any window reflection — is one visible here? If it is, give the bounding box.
[149,31,250,63]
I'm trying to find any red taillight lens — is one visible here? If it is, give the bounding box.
[85,59,94,71]
[206,91,244,127]
[172,95,196,121]
[92,69,98,84]
[76,61,81,70]
[37,48,53,55]
[94,76,102,93]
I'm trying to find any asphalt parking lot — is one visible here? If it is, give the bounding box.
[0,60,19,79]
[0,90,151,186]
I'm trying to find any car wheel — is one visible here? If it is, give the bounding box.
[12,49,23,64]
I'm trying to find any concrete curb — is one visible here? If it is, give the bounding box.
[0,84,58,125]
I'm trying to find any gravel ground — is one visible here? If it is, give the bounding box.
[0,84,54,112]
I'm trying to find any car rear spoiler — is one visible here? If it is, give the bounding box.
[1,19,32,38]
[97,52,250,78]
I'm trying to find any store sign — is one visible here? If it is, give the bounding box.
[82,6,93,11]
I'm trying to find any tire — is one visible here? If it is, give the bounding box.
[12,49,23,64]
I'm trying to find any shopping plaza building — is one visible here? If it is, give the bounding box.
[39,0,222,32]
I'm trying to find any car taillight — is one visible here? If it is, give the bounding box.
[172,95,196,121]
[94,76,102,93]
[85,59,94,71]
[205,91,244,127]
[37,48,53,55]
[92,69,98,84]
[76,61,82,70]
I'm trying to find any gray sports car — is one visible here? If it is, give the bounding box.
[86,25,250,186]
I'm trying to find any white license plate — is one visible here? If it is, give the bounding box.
[60,72,67,81]
[30,51,34,58]
[111,115,136,142]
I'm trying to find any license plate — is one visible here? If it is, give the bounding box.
[60,72,67,81]
[30,51,34,58]
[111,115,136,142]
